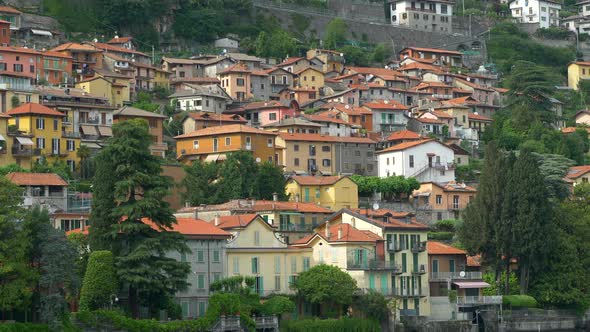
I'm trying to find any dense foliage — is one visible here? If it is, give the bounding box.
[79,251,117,311]
[351,175,420,199]
[281,317,380,332]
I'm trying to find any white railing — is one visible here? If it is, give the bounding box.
[457,295,502,305]
[430,271,483,281]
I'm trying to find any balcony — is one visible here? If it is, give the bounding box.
[12,147,41,156]
[411,264,426,275]
[448,202,464,210]
[50,150,69,157]
[456,295,502,306]
[430,271,483,281]
[347,259,402,272]
[386,242,402,252]
[62,131,81,138]
[411,241,426,253]
[433,94,453,99]
[392,287,429,297]
[278,223,315,232]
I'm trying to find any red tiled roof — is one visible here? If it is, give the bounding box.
[377,139,435,153]
[427,241,466,255]
[362,100,408,111]
[293,66,324,75]
[415,117,443,124]
[399,62,442,73]
[330,104,372,115]
[414,81,453,89]
[386,130,421,141]
[42,51,73,59]
[562,127,590,134]
[175,124,277,139]
[187,112,247,123]
[6,172,68,186]
[468,113,492,122]
[443,96,478,105]
[289,175,346,186]
[435,181,477,192]
[6,103,64,117]
[455,79,495,92]
[217,214,260,230]
[467,255,481,267]
[0,6,22,14]
[403,46,463,56]
[252,200,333,213]
[278,133,376,144]
[566,165,590,179]
[88,42,148,57]
[50,42,99,53]
[243,100,287,110]
[278,57,305,66]
[293,223,382,245]
[218,63,251,74]
[0,45,41,55]
[346,66,400,77]
[107,36,133,44]
[432,110,454,119]
[302,113,349,125]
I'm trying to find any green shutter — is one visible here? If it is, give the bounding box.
[369,274,375,289]
[197,250,204,263]
[432,260,438,273]
[413,253,418,272]
[252,257,257,274]
[275,256,281,274]
[259,276,264,295]
[381,274,388,294]
[402,253,407,273]
[362,249,368,267]
[381,112,386,123]
[449,259,455,273]
[198,275,204,289]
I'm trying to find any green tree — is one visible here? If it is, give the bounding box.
[67,232,91,288]
[182,160,219,206]
[79,251,117,311]
[88,119,190,318]
[294,264,357,318]
[255,162,287,200]
[355,289,388,321]
[371,43,391,65]
[216,151,259,202]
[0,178,37,312]
[260,296,295,319]
[324,18,347,49]
[339,45,369,66]
[77,145,92,179]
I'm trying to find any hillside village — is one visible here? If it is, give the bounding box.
[1,0,590,331]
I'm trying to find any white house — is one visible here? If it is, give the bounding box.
[169,84,231,113]
[389,0,454,33]
[377,139,455,183]
[510,0,561,29]
[562,0,590,34]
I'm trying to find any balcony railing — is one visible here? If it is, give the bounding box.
[456,295,502,306]
[387,242,402,252]
[347,259,402,272]
[62,131,81,138]
[411,264,427,275]
[411,241,426,253]
[278,223,315,232]
[12,147,41,156]
[430,271,483,281]
[448,202,465,210]
[50,150,69,157]
[392,287,429,297]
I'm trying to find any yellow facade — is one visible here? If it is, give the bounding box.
[153,69,171,89]
[285,177,359,210]
[8,113,80,168]
[226,216,313,296]
[76,76,130,108]
[568,62,590,90]
[0,115,15,166]
[2,90,41,113]
[296,68,325,91]
[438,106,470,128]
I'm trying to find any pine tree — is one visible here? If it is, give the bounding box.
[182,159,218,205]
[89,119,190,318]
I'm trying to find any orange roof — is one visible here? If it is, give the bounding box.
[243,100,287,110]
[217,214,260,230]
[386,130,421,141]
[218,63,250,75]
[330,104,372,115]
[456,79,495,92]
[362,100,408,111]
[0,6,22,14]
[293,223,382,245]
[278,57,305,66]
[187,112,247,123]
[324,209,428,231]
[432,110,454,119]
[50,42,99,53]
[175,124,277,139]
[377,139,435,153]
[278,133,375,144]
[562,127,590,134]
[399,62,442,73]
[403,46,463,56]
[427,241,466,255]
[251,200,333,213]
[351,208,413,219]
[0,112,10,118]
[434,181,477,192]
[302,113,349,125]
[293,66,324,75]
[0,45,41,55]
[443,96,478,105]
[42,51,73,59]
[107,36,133,44]
[6,103,64,117]
[289,175,346,186]
[468,113,492,122]
[467,255,481,267]
[89,42,148,57]
[6,172,68,186]
[346,66,400,77]
[414,81,453,89]
[566,165,590,179]
[415,117,443,124]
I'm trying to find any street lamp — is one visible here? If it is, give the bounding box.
[110,294,119,310]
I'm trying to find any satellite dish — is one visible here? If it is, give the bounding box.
[459,271,466,278]
[255,157,261,163]
[372,202,379,210]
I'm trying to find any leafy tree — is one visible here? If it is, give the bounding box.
[32,157,72,180]
[534,153,575,200]
[216,151,259,202]
[355,289,388,321]
[0,178,36,312]
[339,45,369,66]
[260,296,295,318]
[79,251,118,311]
[324,18,347,49]
[77,145,92,179]
[132,91,160,113]
[0,163,27,176]
[88,119,190,318]
[255,162,287,201]
[350,175,419,199]
[483,271,520,296]
[293,264,357,318]
[67,232,91,293]
[371,43,391,65]
[182,159,219,206]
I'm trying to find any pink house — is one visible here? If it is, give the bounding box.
[242,100,300,127]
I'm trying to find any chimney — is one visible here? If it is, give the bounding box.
[338,226,342,240]
[272,192,278,201]
[325,221,330,238]
[214,215,220,226]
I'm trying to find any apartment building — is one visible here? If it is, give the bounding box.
[390,0,454,33]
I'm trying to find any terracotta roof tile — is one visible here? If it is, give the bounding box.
[415,117,443,124]
[377,139,435,153]
[467,255,481,267]
[386,130,421,141]
[243,100,287,110]
[50,42,99,53]
[432,110,454,119]
[278,133,375,144]
[6,172,68,186]
[218,63,250,75]
[427,241,466,255]
[362,100,408,111]
[107,36,133,44]
[468,113,492,122]
[175,124,277,139]
[0,6,22,14]
[293,223,382,245]
[566,165,590,179]
[217,214,260,229]
[289,175,346,185]
[6,103,65,117]
[330,104,372,115]
[302,113,350,125]
[187,112,247,123]
[562,127,590,134]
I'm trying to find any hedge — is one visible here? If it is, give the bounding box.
[280,318,380,332]
[74,310,210,332]
[79,251,117,311]
[503,295,538,308]
[0,323,50,332]
[428,232,454,241]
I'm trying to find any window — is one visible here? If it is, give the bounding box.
[386,157,389,165]
[196,250,204,263]
[315,188,321,198]
[303,257,310,271]
[274,275,281,291]
[225,137,231,146]
[309,145,316,156]
[67,140,75,151]
[36,137,45,149]
[435,195,442,205]
[36,117,45,129]
[193,140,199,149]
[13,64,23,72]
[30,65,35,73]
[236,78,245,86]
[322,145,330,152]
[267,138,273,147]
[354,150,361,157]
[197,274,205,289]
[53,118,59,131]
[449,259,455,272]
[441,4,447,14]
[322,159,331,167]
[213,138,218,152]
[233,257,239,274]
[291,256,297,273]
[541,6,546,11]
[432,259,439,273]
[254,231,260,246]
[409,155,414,168]
[294,144,299,151]
[212,250,220,263]
[269,113,277,121]
[274,256,281,274]
[311,76,315,82]
[251,257,259,274]
[294,158,299,166]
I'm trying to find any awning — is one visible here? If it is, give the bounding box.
[16,136,34,145]
[294,170,307,175]
[97,126,113,137]
[0,134,5,141]
[80,125,98,136]
[279,212,304,216]
[217,153,227,161]
[31,29,52,37]
[453,281,491,289]
[81,142,102,149]
[204,154,220,162]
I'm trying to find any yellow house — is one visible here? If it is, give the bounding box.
[0,88,41,113]
[76,75,130,108]
[218,63,252,102]
[0,112,15,166]
[153,67,171,89]
[217,214,314,297]
[175,124,280,165]
[306,49,345,73]
[311,209,432,317]
[294,67,325,91]
[6,103,80,170]
[434,104,471,128]
[285,175,358,210]
[568,61,590,90]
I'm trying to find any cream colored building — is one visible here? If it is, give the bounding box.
[285,175,358,210]
[568,61,590,90]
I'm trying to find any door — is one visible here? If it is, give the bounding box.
[381,274,388,295]
[414,299,420,316]
[428,156,433,167]
[213,138,218,152]
[52,138,60,155]
[432,259,439,273]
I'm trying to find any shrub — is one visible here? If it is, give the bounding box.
[260,296,295,317]
[79,251,117,311]
[503,295,538,308]
[434,219,458,232]
[428,232,454,241]
[281,318,380,332]
[74,310,210,332]
[0,323,50,332]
